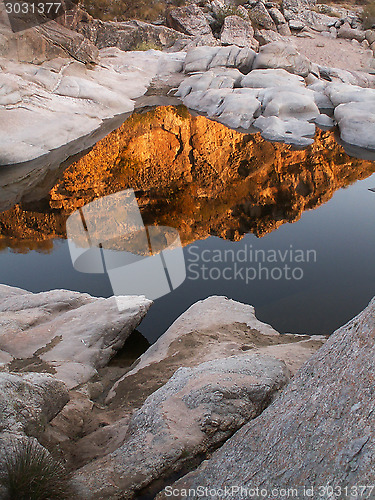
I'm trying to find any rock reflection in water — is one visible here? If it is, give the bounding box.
[0,105,374,251]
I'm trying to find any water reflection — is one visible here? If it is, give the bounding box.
[0,106,374,339]
[0,105,374,251]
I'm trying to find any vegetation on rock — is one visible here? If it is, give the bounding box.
[0,440,70,500]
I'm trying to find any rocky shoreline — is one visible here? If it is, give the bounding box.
[0,285,374,499]
[0,286,326,499]
[2,0,375,170]
[1,0,375,497]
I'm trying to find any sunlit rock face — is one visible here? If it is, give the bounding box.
[0,105,374,251]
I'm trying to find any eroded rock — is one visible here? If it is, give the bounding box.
[107,296,325,407]
[0,285,152,389]
[167,4,213,37]
[248,2,277,31]
[0,48,185,165]
[78,19,190,51]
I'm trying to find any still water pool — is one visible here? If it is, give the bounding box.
[0,106,374,342]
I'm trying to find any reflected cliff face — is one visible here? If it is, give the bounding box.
[0,105,374,251]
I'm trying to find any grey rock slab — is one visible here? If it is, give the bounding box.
[36,22,100,64]
[254,115,315,146]
[366,29,375,45]
[248,2,277,31]
[254,28,286,45]
[215,90,261,129]
[183,45,220,73]
[157,297,375,499]
[183,88,233,116]
[176,68,242,98]
[183,45,256,74]
[277,23,292,36]
[0,17,98,65]
[307,80,334,109]
[220,15,259,51]
[209,46,256,73]
[72,354,290,499]
[0,287,152,389]
[337,22,366,43]
[334,101,375,150]
[253,41,312,76]
[288,19,305,30]
[0,372,69,436]
[261,88,320,120]
[318,66,375,88]
[0,48,184,166]
[167,4,213,37]
[78,19,190,52]
[326,82,375,106]
[314,113,335,128]
[283,0,338,30]
[169,33,219,51]
[241,68,305,88]
[268,7,287,25]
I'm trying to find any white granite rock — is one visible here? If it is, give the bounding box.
[0,285,152,389]
[326,83,375,107]
[241,68,305,88]
[334,101,375,150]
[314,113,335,128]
[107,296,325,404]
[262,89,320,120]
[183,45,256,74]
[0,48,185,166]
[183,88,233,115]
[252,42,312,77]
[215,90,261,129]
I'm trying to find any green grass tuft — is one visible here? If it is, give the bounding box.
[0,439,71,500]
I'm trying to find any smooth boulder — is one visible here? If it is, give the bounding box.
[0,285,152,388]
[183,45,256,74]
[253,42,312,77]
[107,296,325,406]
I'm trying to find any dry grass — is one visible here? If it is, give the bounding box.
[0,439,71,500]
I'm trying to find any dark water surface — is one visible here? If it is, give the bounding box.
[0,106,374,342]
